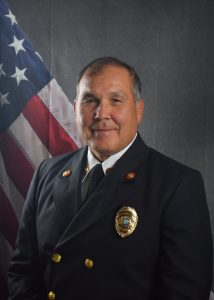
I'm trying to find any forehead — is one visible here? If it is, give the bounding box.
[78,65,133,93]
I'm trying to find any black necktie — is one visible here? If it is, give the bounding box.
[86,164,104,200]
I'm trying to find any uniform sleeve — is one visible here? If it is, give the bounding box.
[158,170,213,300]
[8,163,46,300]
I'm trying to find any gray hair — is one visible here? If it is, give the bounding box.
[76,57,142,102]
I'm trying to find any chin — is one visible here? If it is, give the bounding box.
[90,143,114,157]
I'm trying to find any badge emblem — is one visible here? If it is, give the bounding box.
[115,206,138,238]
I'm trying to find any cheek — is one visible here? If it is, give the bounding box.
[77,109,90,126]
[77,111,94,137]
[113,108,136,127]
[111,108,129,125]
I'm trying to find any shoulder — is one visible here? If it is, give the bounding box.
[146,146,203,194]
[148,147,193,173]
[136,134,198,177]
[131,134,201,184]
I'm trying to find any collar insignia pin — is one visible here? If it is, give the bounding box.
[126,172,136,180]
[62,170,72,177]
[84,166,90,174]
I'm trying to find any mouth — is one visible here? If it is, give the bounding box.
[92,128,118,135]
[94,128,115,131]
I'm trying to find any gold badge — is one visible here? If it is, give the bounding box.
[115,206,138,238]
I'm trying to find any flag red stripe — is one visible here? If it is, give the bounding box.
[0,132,34,198]
[0,185,19,248]
[23,95,78,156]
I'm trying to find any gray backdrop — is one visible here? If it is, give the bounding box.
[8,0,214,290]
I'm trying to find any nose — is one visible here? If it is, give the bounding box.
[94,101,111,120]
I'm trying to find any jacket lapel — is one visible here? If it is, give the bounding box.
[56,134,149,248]
[53,147,87,233]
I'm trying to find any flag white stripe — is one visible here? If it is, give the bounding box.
[9,113,51,169]
[0,153,25,220]
[38,78,83,147]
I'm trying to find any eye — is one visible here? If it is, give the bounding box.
[112,98,123,104]
[82,98,98,104]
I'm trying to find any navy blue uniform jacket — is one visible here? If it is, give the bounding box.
[8,134,213,299]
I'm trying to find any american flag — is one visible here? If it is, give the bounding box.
[0,0,82,258]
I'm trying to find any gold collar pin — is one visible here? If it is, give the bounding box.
[62,170,72,177]
[84,166,90,174]
[126,172,136,181]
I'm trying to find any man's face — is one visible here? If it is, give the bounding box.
[74,65,144,161]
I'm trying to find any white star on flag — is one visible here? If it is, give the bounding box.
[11,66,28,86]
[0,63,6,77]
[9,36,26,55]
[0,92,10,107]
[5,9,17,25]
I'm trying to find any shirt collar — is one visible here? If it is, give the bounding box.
[87,133,137,175]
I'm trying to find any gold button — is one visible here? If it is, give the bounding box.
[85,258,94,269]
[126,172,136,180]
[52,253,62,263]
[48,291,56,300]
[63,170,71,177]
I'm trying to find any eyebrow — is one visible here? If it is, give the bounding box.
[81,90,127,99]
[108,91,127,98]
[81,92,97,99]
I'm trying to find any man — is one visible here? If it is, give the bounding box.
[8,57,213,299]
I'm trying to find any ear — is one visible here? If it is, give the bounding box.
[73,100,77,114]
[136,99,144,124]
